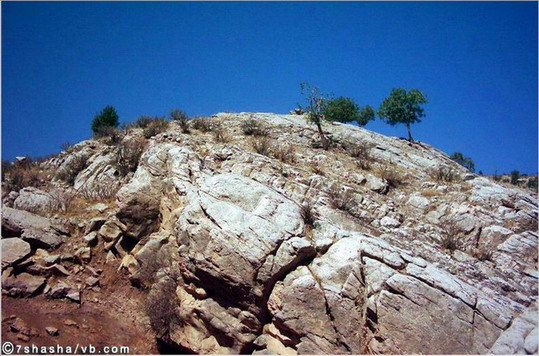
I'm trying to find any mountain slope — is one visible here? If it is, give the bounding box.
[2,112,538,354]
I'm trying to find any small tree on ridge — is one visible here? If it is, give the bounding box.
[378,88,427,142]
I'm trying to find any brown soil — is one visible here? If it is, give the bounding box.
[1,260,159,354]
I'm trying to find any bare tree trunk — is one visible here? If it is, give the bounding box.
[407,123,414,143]
[316,122,329,150]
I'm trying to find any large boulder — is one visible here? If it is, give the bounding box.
[1,238,32,267]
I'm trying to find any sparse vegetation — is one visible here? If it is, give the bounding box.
[346,142,373,170]
[191,117,212,132]
[97,126,124,146]
[439,222,462,253]
[47,190,77,214]
[145,273,180,340]
[79,183,120,202]
[432,166,459,183]
[510,170,520,185]
[114,138,145,177]
[241,118,268,137]
[170,109,190,134]
[378,88,428,142]
[143,118,169,139]
[212,123,230,143]
[450,152,475,173]
[300,201,318,227]
[472,245,494,262]
[271,143,296,164]
[380,168,404,189]
[252,137,272,156]
[527,176,538,190]
[92,105,119,136]
[55,155,88,185]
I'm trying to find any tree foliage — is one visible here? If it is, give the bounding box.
[323,97,375,127]
[91,105,119,136]
[377,88,427,142]
[450,152,475,173]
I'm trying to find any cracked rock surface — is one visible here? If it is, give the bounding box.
[2,112,537,354]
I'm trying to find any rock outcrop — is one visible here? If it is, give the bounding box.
[2,112,537,354]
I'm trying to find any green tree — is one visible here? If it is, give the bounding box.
[91,105,119,136]
[323,97,375,127]
[377,88,428,142]
[450,152,475,173]
[510,170,520,185]
[299,83,374,150]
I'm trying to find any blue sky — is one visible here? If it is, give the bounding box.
[2,1,537,174]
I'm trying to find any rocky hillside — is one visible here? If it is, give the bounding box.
[2,112,538,354]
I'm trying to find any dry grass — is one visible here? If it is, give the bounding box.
[421,189,439,197]
[78,183,120,202]
[380,168,404,189]
[300,201,318,227]
[345,141,373,171]
[212,123,230,143]
[114,138,146,177]
[272,143,296,164]
[241,118,269,137]
[143,119,169,139]
[191,117,213,132]
[252,137,272,156]
[431,166,460,183]
[439,221,462,253]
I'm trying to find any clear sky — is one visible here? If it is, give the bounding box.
[2,1,537,174]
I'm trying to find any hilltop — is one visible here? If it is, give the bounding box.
[1,112,538,354]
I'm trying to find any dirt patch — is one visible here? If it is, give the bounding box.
[2,263,158,354]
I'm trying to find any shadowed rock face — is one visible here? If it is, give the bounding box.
[2,112,537,354]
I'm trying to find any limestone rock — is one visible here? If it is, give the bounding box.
[1,238,32,267]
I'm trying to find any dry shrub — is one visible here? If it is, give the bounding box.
[134,115,158,128]
[170,109,190,134]
[55,155,88,185]
[145,274,180,339]
[47,190,77,213]
[191,117,213,132]
[241,119,268,137]
[212,123,230,143]
[440,221,462,252]
[252,137,272,156]
[300,201,318,227]
[114,138,145,177]
[432,166,459,183]
[328,186,356,213]
[380,168,404,189]
[346,142,373,170]
[272,144,296,164]
[79,183,119,202]
[95,126,124,145]
[9,165,42,190]
[143,119,169,139]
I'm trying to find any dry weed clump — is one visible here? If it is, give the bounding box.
[272,144,296,164]
[241,118,269,137]
[143,118,169,139]
[191,117,213,132]
[439,221,463,253]
[300,201,318,227]
[431,166,460,183]
[47,190,77,214]
[345,142,374,170]
[170,109,190,134]
[79,183,120,202]
[380,168,404,189]
[114,138,146,177]
[212,123,230,143]
[252,137,272,157]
